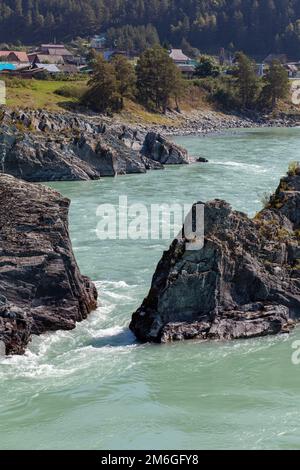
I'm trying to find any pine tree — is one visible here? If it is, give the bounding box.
[136,45,184,113]
[82,54,119,113]
[235,52,260,109]
[262,60,290,108]
[111,54,136,107]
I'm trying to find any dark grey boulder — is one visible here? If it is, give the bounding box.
[130,167,300,343]
[142,132,190,165]
[0,174,98,355]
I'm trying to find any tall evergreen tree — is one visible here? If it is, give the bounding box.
[235,52,260,109]
[262,60,290,108]
[111,54,136,107]
[136,45,184,113]
[82,54,118,113]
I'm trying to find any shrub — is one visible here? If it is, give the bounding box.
[288,161,300,176]
[261,192,271,209]
[55,84,87,99]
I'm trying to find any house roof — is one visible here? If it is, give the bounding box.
[57,64,78,73]
[169,49,190,62]
[0,51,28,62]
[48,48,72,56]
[264,54,287,64]
[41,44,65,48]
[0,63,16,71]
[8,51,29,62]
[29,54,64,64]
[41,44,72,56]
[177,64,195,72]
[34,63,60,73]
[285,64,298,72]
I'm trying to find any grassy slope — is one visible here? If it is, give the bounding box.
[3,78,208,125]
[4,77,299,124]
[4,79,84,111]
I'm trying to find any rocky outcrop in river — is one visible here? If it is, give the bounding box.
[130,166,300,343]
[0,110,191,181]
[142,132,189,164]
[0,174,98,355]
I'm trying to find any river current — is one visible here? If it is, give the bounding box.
[1,127,300,450]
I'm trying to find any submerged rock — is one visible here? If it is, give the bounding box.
[0,174,97,355]
[130,167,300,343]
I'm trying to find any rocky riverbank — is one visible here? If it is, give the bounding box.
[0,109,190,182]
[0,174,98,355]
[145,109,300,136]
[130,166,300,343]
[1,107,299,182]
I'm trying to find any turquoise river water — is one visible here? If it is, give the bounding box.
[1,127,300,450]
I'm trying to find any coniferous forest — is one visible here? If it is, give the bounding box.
[1,0,300,57]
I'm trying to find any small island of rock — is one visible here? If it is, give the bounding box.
[130,166,300,343]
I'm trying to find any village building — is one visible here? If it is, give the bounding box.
[103,50,129,61]
[28,44,75,64]
[0,51,29,63]
[177,63,195,79]
[40,44,73,58]
[169,49,195,79]
[284,63,299,78]
[169,49,191,65]
[263,53,288,65]
[28,54,64,65]
[33,63,61,74]
[91,35,106,51]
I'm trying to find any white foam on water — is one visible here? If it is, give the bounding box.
[211,160,266,173]
[96,280,138,289]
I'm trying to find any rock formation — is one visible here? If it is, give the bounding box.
[0,174,97,355]
[142,132,190,165]
[130,166,300,343]
[0,110,191,181]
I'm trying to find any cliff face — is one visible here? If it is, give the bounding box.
[0,110,190,181]
[130,167,300,343]
[0,174,98,355]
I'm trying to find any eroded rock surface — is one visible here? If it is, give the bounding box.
[142,132,189,165]
[0,174,97,355]
[130,167,300,343]
[0,110,192,181]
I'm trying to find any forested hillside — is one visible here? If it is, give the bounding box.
[1,0,300,57]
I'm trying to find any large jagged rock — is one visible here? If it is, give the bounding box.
[0,174,98,355]
[142,132,190,165]
[0,110,193,181]
[130,167,300,343]
[0,133,99,181]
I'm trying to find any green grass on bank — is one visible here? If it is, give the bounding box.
[4,79,87,111]
[2,77,206,125]
[4,76,299,125]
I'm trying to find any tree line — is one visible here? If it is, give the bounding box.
[82,47,290,115]
[1,0,300,57]
[83,46,183,114]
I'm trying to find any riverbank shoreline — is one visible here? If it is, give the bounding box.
[1,106,300,183]
[139,109,300,137]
